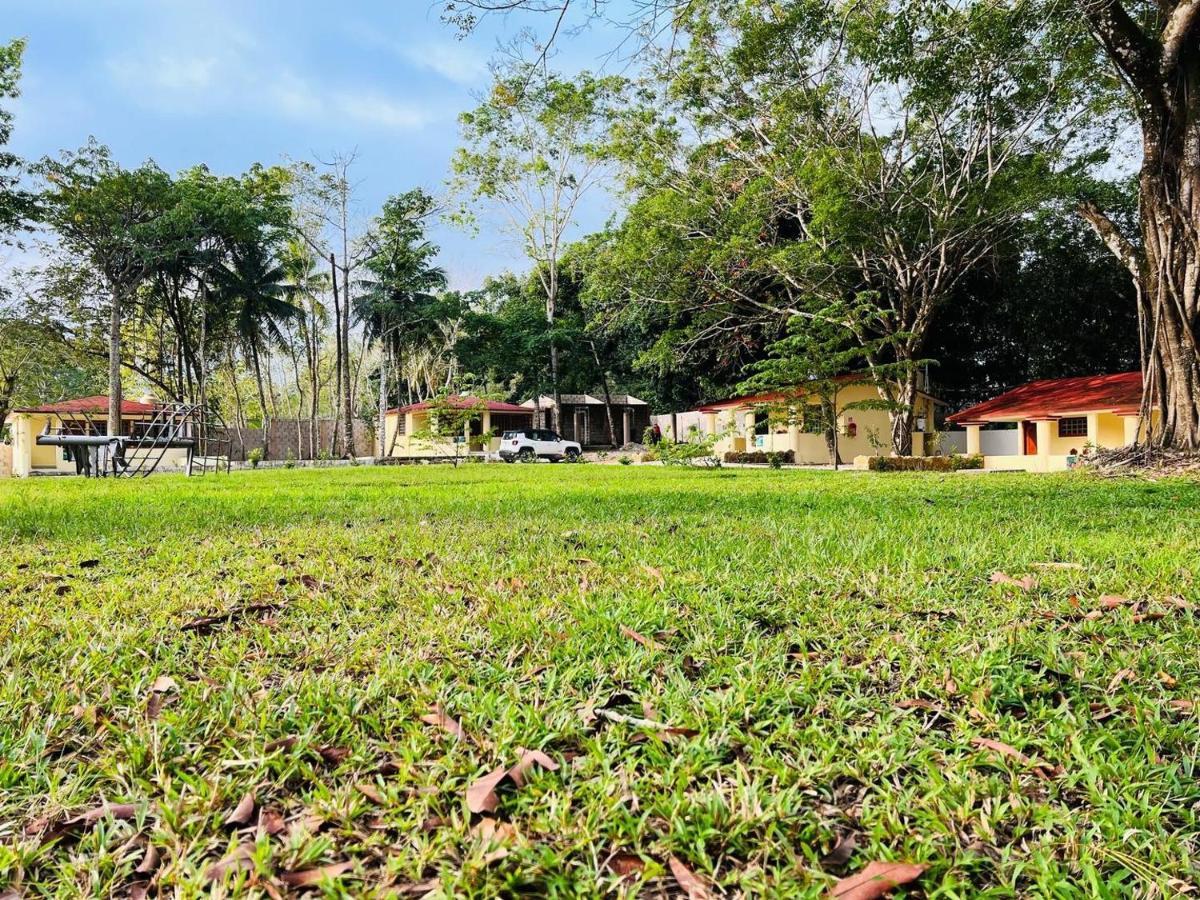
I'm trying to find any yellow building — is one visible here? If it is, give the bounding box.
[690,381,941,464]
[947,372,1146,472]
[378,396,534,459]
[3,395,192,477]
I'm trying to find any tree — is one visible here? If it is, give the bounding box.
[452,63,625,430]
[0,38,32,244]
[356,189,447,453]
[36,144,173,436]
[1074,0,1200,448]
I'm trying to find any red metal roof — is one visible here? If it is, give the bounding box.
[387,395,532,416]
[12,395,158,416]
[947,372,1143,425]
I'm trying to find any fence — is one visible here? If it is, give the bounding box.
[220,419,374,461]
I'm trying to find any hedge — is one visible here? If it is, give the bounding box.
[723,450,795,466]
[867,454,984,472]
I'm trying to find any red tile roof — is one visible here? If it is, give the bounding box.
[947,372,1143,425]
[12,395,158,416]
[387,395,532,416]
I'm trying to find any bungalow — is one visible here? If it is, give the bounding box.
[521,393,651,448]
[3,395,193,477]
[688,379,941,464]
[946,371,1147,472]
[378,396,533,458]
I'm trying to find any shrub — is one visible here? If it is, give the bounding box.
[247,447,264,468]
[283,451,296,470]
[723,450,795,466]
[655,432,721,467]
[618,455,633,465]
[867,454,983,472]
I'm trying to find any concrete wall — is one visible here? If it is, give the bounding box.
[942,429,1018,456]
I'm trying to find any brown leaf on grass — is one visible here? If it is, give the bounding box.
[389,878,441,896]
[1032,561,1084,570]
[620,625,663,651]
[1100,595,1132,609]
[317,746,350,766]
[145,692,166,720]
[990,572,1035,591]
[606,852,646,878]
[971,737,1033,766]
[509,748,560,786]
[279,861,355,887]
[1108,668,1136,692]
[150,675,178,693]
[642,565,666,590]
[831,861,926,899]
[31,802,139,845]
[299,574,321,591]
[471,818,519,864]
[466,764,509,815]
[224,791,256,828]
[355,782,386,804]
[895,699,937,711]
[1157,671,1178,688]
[420,704,466,741]
[668,855,713,900]
[376,758,404,776]
[79,559,100,569]
[128,882,149,900]
[821,833,859,870]
[204,842,256,882]
[135,841,160,876]
[466,750,559,813]
[258,807,286,837]
[1169,699,1196,712]
[264,736,299,753]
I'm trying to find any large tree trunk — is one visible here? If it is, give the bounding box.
[887,370,918,456]
[1081,0,1200,449]
[251,343,271,459]
[107,285,123,438]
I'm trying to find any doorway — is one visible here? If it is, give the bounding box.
[1023,422,1038,455]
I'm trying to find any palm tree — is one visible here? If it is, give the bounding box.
[220,243,303,458]
[280,238,331,458]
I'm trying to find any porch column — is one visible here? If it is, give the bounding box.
[482,410,491,437]
[788,407,800,454]
[622,410,631,446]
[966,424,981,456]
[704,411,717,436]
[1086,413,1100,448]
[744,410,755,446]
[1015,420,1026,456]
[1036,420,1052,470]
[12,414,32,478]
[1122,415,1140,445]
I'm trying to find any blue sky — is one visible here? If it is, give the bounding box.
[3,0,627,288]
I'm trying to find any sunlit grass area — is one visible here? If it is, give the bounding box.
[1,465,1198,896]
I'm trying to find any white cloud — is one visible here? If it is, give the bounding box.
[336,93,431,131]
[402,41,489,87]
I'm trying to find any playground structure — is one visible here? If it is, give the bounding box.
[34,401,231,478]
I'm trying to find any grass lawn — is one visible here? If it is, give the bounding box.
[1,465,1198,897]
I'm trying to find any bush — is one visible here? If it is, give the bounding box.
[247,447,264,468]
[867,454,983,472]
[284,451,296,470]
[618,455,633,466]
[723,450,795,466]
[654,432,721,467]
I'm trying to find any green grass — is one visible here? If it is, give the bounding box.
[1,465,1198,897]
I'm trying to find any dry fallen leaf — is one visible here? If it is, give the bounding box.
[971,737,1033,766]
[317,746,350,766]
[642,565,666,590]
[204,843,256,882]
[420,704,467,741]
[831,861,927,899]
[224,791,256,828]
[279,860,354,887]
[355,782,386,805]
[150,675,178,693]
[32,802,138,846]
[1100,595,1132,609]
[145,692,166,721]
[668,855,713,900]
[465,750,559,814]
[820,833,859,870]
[1157,670,1178,688]
[1168,699,1196,712]
[607,852,646,879]
[1108,668,1136,692]
[135,841,160,876]
[390,878,441,896]
[990,572,1035,591]
[257,807,287,837]
[299,574,321,591]
[1032,562,1084,570]
[620,625,663,651]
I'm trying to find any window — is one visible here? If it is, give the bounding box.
[396,415,406,436]
[801,406,827,434]
[1057,417,1087,438]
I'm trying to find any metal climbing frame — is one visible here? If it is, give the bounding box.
[35,402,232,478]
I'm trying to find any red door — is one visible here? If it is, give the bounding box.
[1023,422,1038,455]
